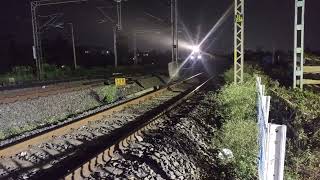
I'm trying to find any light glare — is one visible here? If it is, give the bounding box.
[191,45,200,53]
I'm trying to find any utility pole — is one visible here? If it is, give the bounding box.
[113,0,123,68]
[175,0,179,63]
[234,0,244,84]
[133,32,137,65]
[115,0,122,31]
[272,46,275,64]
[113,27,118,67]
[68,23,77,69]
[31,1,42,80]
[30,0,88,80]
[98,0,126,68]
[171,0,178,63]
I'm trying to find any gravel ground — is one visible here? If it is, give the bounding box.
[0,82,193,179]
[0,75,167,139]
[86,90,223,180]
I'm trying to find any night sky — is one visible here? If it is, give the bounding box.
[0,0,320,54]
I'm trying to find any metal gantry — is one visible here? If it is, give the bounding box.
[293,0,305,89]
[234,0,244,84]
[31,0,88,79]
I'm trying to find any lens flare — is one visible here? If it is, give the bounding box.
[191,45,200,53]
[169,3,234,81]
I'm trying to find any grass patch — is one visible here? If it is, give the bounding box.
[212,68,259,179]
[101,85,118,103]
[0,122,38,140]
[221,64,320,179]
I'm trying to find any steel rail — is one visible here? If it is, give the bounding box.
[0,73,202,159]
[41,74,212,180]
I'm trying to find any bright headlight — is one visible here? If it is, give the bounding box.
[191,45,200,53]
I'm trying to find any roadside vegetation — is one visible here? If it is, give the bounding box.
[211,66,259,179]
[213,64,320,179]
[268,80,320,179]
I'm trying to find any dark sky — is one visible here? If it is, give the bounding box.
[0,0,320,53]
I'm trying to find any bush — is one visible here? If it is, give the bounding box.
[215,78,257,122]
[223,64,272,86]
[101,85,117,103]
[5,66,35,82]
[42,64,73,79]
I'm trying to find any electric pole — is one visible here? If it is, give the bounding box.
[175,0,179,63]
[113,0,124,67]
[68,23,77,69]
[171,0,178,63]
[113,27,118,67]
[171,0,175,63]
[30,0,88,80]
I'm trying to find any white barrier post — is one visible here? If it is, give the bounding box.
[256,77,287,180]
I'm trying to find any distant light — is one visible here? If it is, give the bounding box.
[190,55,195,60]
[197,55,202,59]
[106,50,110,54]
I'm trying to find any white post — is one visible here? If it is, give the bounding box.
[256,77,287,180]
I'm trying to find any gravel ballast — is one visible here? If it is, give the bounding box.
[0,75,168,139]
[87,90,225,180]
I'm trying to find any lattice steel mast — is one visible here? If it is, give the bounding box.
[234,0,244,83]
[293,0,305,89]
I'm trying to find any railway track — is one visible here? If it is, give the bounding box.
[0,73,209,179]
[0,74,163,104]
